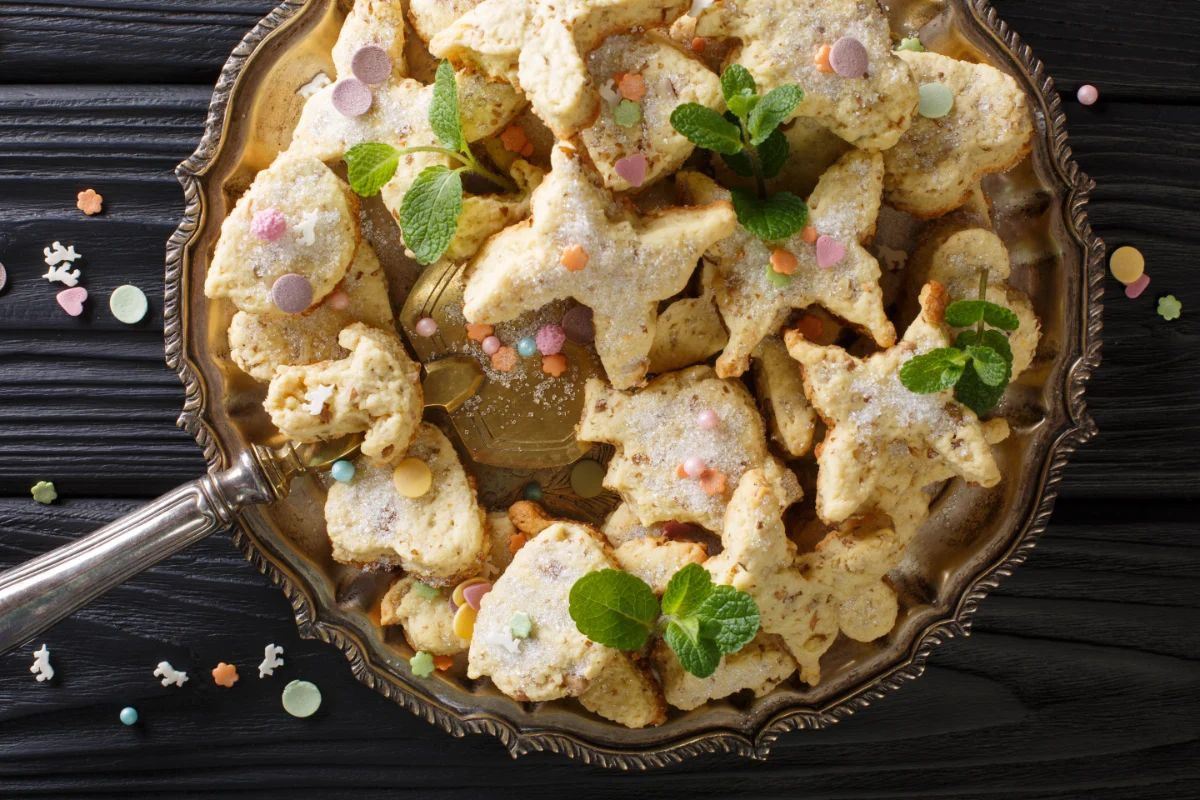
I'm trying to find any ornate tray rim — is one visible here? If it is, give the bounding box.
[164,0,1104,768]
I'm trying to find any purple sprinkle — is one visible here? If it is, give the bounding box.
[351,45,392,85]
[829,37,869,78]
[561,306,595,346]
[271,273,314,315]
[1124,273,1150,299]
[332,78,373,118]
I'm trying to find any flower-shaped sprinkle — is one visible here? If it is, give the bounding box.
[1158,295,1182,321]
[76,189,103,216]
[31,481,57,504]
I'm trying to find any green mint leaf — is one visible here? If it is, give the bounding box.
[399,165,464,265]
[613,99,642,128]
[758,128,789,179]
[898,348,968,394]
[721,150,755,178]
[720,64,757,104]
[965,345,1008,387]
[746,84,803,145]
[726,92,758,121]
[568,569,658,651]
[697,584,759,655]
[732,188,807,240]
[661,562,713,617]
[430,60,464,152]
[982,301,1020,331]
[670,103,744,155]
[955,329,1013,366]
[344,142,400,197]
[955,364,1008,416]
[664,618,722,679]
[943,299,987,328]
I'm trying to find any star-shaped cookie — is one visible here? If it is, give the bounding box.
[784,282,1004,526]
[429,0,691,137]
[462,142,737,389]
[695,0,918,150]
[679,149,895,379]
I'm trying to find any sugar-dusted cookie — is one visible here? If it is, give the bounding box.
[325,423,489,583]
[482,510,520,579]
[884,52,1034,218]
[265,323,423,463]
[578,654,668,729]
[600,503,665,547]
[752,336,817,458]
[332,0,408,83]
[646,265,728,374]
[430,0,691,137]
[462,142,737,389]
[695,0,918,150]
[467,522,621,702]
[205,152,360,314]
[612,535,706,594]
[228,242,394,382]
[785,282,1004,525]
[679,149,895,378]
[581,32,722,191]
[712,116,852,200]
[380,576,469,655]
[805,513,907,643]
[577,366,801,533]
[835,581,897,643]
[653,632,796,711]
[407,0,481,45]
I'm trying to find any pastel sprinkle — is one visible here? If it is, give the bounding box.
[31,481,56,504]
[109,284,148,324]
[536,324,566,355]
[331,78,373,117]
[392,458,432,498]
[1124,274,1150,299]
[491,346,518,372]
[462,582,493,611]
[330,460,355,482]
[570,459,606,498]
[691,37,706,52]
[1077,84,1099,106]
[614,153,647,186]
[1109,246,1145,284]
[683,456,706,478]
[328,290,350,310]
[618,73,646,102]
[271,274,313,314]
[560,244,589,272]
[413,582,439,600]
[251,209,287,242]
[1158,295,1182,321]
[801,226,819,244]
[77,189,103,216]
[508,533,527,554]
[918,83,955,118]
[350,45,392,85]
[482,335,501,355]
[562,306,595,345]
[517,336,537,358]
[770,248,797,275]
[415,317,438,337]
[119,707,138,725]
[542,353,568,377]
[662,521,693,538]
[897,37,924,52]
[281,680,322,717]
[212,662,239,688]
[829,37,869,78]
[794,314,825,341]
[466,323,494,342]
[0,261,6,292]
[816,235,846,268]
[521,482,543,501]
[410,652,436,678]
[452,604,478,639]
[56,286,88,317]
[697,410,719,430]
[453,578,490,607]
[433,655,455,671]
[764,263,791,287]
[510,611,532,639]
[699,469,727,497]
[613,100,642,128]
[814,45,833,73]
[500,124,531,153]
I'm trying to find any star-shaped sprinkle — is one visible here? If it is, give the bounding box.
[1158,295,1182,321]
[462,142,737,389]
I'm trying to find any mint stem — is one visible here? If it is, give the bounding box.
[740,126,767,198]
[976,268,989,338]
[393,145,519,193]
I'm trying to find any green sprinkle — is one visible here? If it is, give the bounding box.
[109,285,148,324]
[1158,295,1182,321]
[613,99,642,128]
[509,610,532,639]
[897,37,925,52]
[281,680,322,718]
[764,263,791,288]
[410,651,436,678]
[413,582,439,600]
[31,481,56,504]
[521,482,543,501]
[918,83,955,119]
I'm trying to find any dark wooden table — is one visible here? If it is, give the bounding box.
[1,1,1197,796]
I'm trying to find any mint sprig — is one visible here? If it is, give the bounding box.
[671,65,806,241]
[568,562,760,679]
[899,270,1020,415]
[343,60,518,264]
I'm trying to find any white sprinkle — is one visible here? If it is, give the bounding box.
[258,643,285,678]
[43,241,81,266]
[484,628,521,654]
[598,78,621,109]
[30,645,53,682]
[297,72,332,99]
[303,384,335,415]
[43,263,80,287]
[153,661,189,687]
[295,210,320,246]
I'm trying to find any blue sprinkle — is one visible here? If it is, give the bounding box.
[331,460,355,482]
[522,482,543,501]
[119,707,138,725]
[516,337,537,358]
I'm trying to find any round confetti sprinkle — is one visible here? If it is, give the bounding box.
[1124,274,1150,299]
[56,286,88,317]
[0,261,6,292]
[282,680,323,717]
[351,45,392,85]
[517,336,538,358]
[510,611,532,638]
[683,456,706,478]
[328,290,350,310]
[562,306,595,345]
[330,460,355,482]
[415,316,438,337]
[31,481,56,504]
[918,83,954,118]
[697,410,719,430]
[119,707,138,726]
[536,324,566,355]
[332,78,373,117]
[613,99,642,128]
[462,582,492,611]
[251,208,287,242]
[829,37,869,78]
[662,521,693,538]
[764,263,791,288]
[570,459,606,498]
[1158,295,1182,321]
[1109,246,1145,285]
[522,482,543,501]
[109,284,148,324]
[481,335,502,355]
[1077,84,1099,106]
[271,273,313,315]
[452,604,478,639]
[393,458,432,498]
[452,577,489,607]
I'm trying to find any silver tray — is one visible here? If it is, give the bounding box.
[164,0,1104,767]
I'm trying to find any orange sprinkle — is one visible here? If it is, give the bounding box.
[618,73,647,102]
[508,532,528,554]
[699,469,727,497]
[560,244,589,272]
[691,37,706,52]
[212,662,239,688]
[542,353,568,377]
[499,124,529,153]
[815,45,834,73]
[801,226,819,244]
[433,655,455,671]
[520,140,534,157]
[491,346,518,372]
[794,314,825,341]
[76,189,103,216]
[466,322,494,342]
[676,463,689,479]
[770,248,797,275]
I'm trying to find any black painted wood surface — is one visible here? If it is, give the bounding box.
[0,1,1196,796]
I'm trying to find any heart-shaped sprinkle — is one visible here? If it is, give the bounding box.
[614,154,648,187]
[56,286,87,316]
[816,236,846,269]
[1124,273,1150,299]
[271,273,314,314]
[351,45,392,85]
[462,582,493,611]
[829,37,869,78]
[331,78,373,117]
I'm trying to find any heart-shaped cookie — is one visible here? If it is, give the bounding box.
[56,286,88,316]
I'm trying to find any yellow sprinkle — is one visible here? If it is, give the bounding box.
[1109,246,1145,285]
[452,577,489,608]
[453,604,478,640]
[392,458,432,498]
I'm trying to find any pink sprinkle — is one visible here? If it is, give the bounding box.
[481,335,501,355]
[816,235,846,269]
[332,78,373,117]
[415,317,438,337]
[251,209,287,242]
[829,37,869,78]
[1077,85,1099,106]
[271,273,313,314]
[56,286,87,317]
[662,521,693,538]
[1124,273,1150,299]
[328,290,350,310]
[683,456,706,478]
[462,582,492,611]
[614,154,648,188]
[535,324,566,355]
[697,410,719,430]
[351,45,392,85]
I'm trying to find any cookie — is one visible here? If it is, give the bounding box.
[466,522,621,702]
[325,423,489,583]
[483,510,521,579]
[577,365,801,533]
[612,535,706,594]
[228,242,394,382]
[461,142,737,389]
[407,0,482,45]
[380,576,470,655]
[695,0,918,150]
[645,265,728,374]
[430,0,691,137]
[883,52,1034,218]
[332,0,408,83]
[752,336,817,458]
[678,149,895,378]
[578,654,668,728]
[653,632,797,711]
[600,503,666,547]
[711,116,852,200]
[834,580,897,643]
[264,323,423,463]
[204,152,360,314]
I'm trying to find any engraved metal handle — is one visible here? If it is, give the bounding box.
[0,450,279,655]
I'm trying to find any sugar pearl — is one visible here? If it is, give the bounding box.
[481,335,501,355]
[1077,84,1099,106]
[517,336,537,357]
[683,456,706,478]
[415,316,438,337]
[328,290,350,310]
[697,410,719,430]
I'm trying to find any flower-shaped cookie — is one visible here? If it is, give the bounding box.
[695,0,918,149]
[679,149,895,379]
[462,142,737,389]
[430,0,691,137]
[784,282,1004,525]
[883,51,1034,218]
